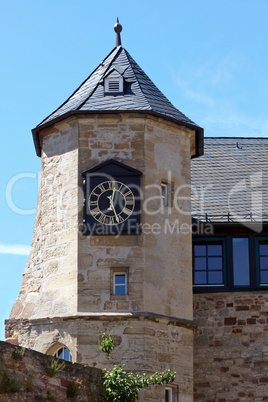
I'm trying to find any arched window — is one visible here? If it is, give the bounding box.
[53,346,73,362]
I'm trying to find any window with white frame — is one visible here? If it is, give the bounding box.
[53,346,73,362]
[113,272,127,295]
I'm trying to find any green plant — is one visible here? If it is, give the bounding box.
[12,347,25,361]
[66,377,82,399]
[103,365,175,401]
[47,390,56,401]
[26,370,36,392]
[0,371,20,393]
[100,333,176,401]
[47,358,65,378]
[99,333,114,359]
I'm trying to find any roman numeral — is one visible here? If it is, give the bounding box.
[98,214,106,224]
[118,215,125,223]
[123,190,132,197]
[108,181,115,190]
[109,216,115,225]
[122,207,132,216]
[89,200,98,206]
[125,199,134,206]
[91,207,100,216]
[98,183,106,192]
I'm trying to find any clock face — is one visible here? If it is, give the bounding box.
[88,181,135,226]
[82,159,141,235]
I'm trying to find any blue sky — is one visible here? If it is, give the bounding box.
[0,0,267,340]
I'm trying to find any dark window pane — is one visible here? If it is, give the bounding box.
[115,275,126,285]
[194,271,207,285]
[208,257,222,270]
[260,244,268,255]
[260,257,268,270]
[58,348,63,359]
[194,245,206,256]
[232,238,250,286]
[208,245,222,256]
[195,257,206,270]
[208,271,223,284]
[260,271,268,284]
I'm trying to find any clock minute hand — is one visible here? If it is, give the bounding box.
[110,203,119,223]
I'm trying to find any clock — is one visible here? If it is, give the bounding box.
[82,160,142,235]
[88,180,135,226]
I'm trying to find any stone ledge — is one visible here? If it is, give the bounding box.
[6,312,196,331]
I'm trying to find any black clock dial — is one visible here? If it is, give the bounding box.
[88,181,135,226]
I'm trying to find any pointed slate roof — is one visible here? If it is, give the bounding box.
[32,46,203,157]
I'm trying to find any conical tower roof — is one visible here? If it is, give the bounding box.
[32,24,203,157]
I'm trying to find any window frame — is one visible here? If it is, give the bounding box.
[193,226,268,293]
[165,387,173,402]
[255,236,268,287]
[193,237,226,287]
[161,183,168,207]
[53,346,73,362]
[110,267,129,296]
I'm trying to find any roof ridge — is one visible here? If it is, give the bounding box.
[122,48,152,110]
[37,46,120,127]
[78,47,123,110]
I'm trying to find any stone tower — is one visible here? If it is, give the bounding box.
[6,21,203,401]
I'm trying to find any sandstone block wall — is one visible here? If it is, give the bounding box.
[78,113,195,320]
[193,292,268,401]
[0,340,105,401]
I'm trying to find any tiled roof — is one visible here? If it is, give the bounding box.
[38,47,199,127]
[191,137,268,223]
[32,46,203,156]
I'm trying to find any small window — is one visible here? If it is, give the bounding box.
[161,183,168,207]
[165,387,172,402]
[193,240,225,286]
[257,239,268,286]
[104,77,123,95]
[53,346,73,362]
[113,272,127,295]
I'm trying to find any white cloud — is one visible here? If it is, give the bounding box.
[0,243,30,256]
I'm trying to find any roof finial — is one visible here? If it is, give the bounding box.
[114,17,122,47]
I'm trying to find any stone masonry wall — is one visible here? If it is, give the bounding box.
[193,292,268,401]
[78,113,195,320]
[0,340,105,401]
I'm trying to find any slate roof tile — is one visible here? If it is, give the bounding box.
[191,137,268,222]
[37,46,200,129]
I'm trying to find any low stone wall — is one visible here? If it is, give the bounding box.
[193,292,268,401]
[0,340,106,401]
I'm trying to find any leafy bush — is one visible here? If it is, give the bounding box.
[100,333,176,401]
[0,371,20,393]
[12,347,25,361]
[99,333,114,359]
[47,358,65,377]
[66,377,82,399]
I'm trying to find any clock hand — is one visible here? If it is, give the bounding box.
[107,186,116,211]
[111,203,119,223]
